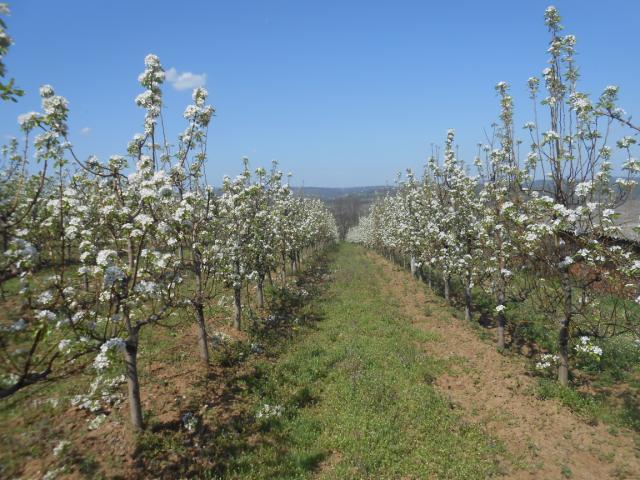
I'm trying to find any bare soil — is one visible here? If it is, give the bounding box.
[370,252,640,479]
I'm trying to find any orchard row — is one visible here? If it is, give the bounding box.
[348,6,640,385]
[0,51,338,429]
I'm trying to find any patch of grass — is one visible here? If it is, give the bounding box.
[221,243,504,479]
[537,378,600,420]
[536,377,640,432]
[561,464,573,478]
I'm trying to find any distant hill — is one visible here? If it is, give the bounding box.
[291,186,395,201]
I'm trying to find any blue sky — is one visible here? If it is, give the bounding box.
[1,0,639,187]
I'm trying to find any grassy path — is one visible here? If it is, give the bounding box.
[226,243,502,479]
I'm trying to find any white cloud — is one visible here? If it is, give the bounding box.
[80,126,91,136]
[165,67,206,91]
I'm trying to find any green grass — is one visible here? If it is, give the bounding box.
[220,243,503,479]
[536,377,640,432]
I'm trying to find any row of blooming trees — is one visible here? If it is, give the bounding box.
[348,6,640,386]
[0,40,337,430]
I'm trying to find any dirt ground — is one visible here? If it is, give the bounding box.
[371,252,640,479]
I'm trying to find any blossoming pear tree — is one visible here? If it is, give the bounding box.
[520,6,639,385]
[348,6,639,387]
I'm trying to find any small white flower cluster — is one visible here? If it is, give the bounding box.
[1,318,26,332]
[96,249,117,267]
[52,440,70,457]
[93,338,126,371]
[574,336,603,358]
[43,467,66,480]
[535,353,559,371]
[87,414,107,431]
[72,374,126,413]
[256,403,284,419]
[558,256,574,268]
[181,412,199,432]
[103,266,125,288]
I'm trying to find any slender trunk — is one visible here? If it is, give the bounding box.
[257,274,265,308]
[464,271,472,322]
[233,258,242,330]
[558,270,571,386]
[496,287,506,350]
[233,286,242,330]
[281,252,287,284]
[496,229,506,350]
[195,303,209,366]
[127,239,134,270]
[427,267,433,289]
[410,256,418,278]
[267,270,273,287]
[443,273,450,302]
[124,332,144,430]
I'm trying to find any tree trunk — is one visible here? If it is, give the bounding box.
[464,272,472,322]
[410,256,418,278]
[195,303,209,366]
[233,258,242,329]
[127,239,134,270]
[124,333,144,430]
[257,274,265,308]
[496,279,506,350]
[495,228,507,350]
[233,285,242,330]
[443,273,450,302]
[558,270,571,386]
[281,252,287,284]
